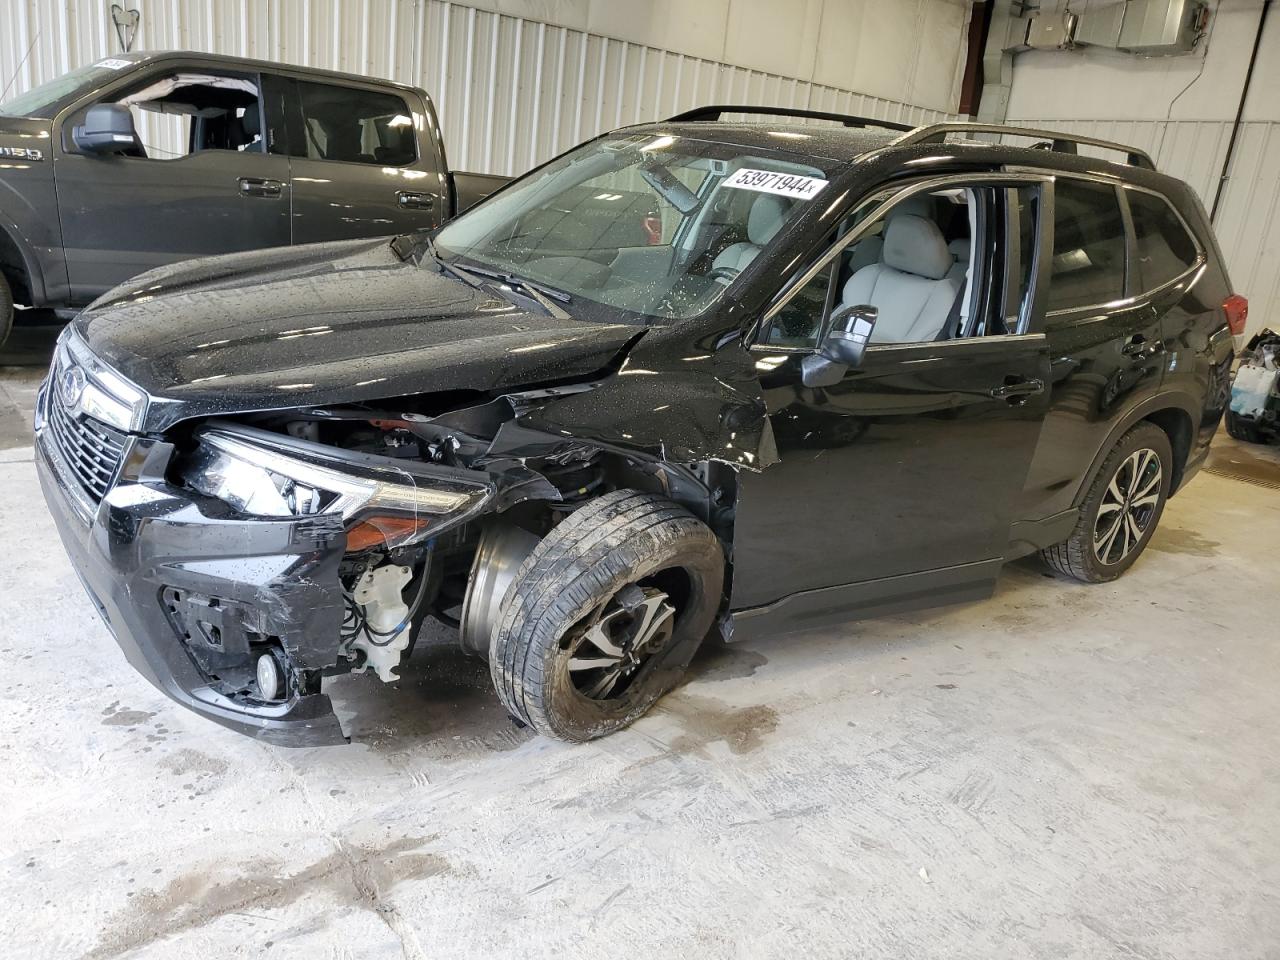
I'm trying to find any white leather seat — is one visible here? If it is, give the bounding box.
[842,196,938,277]
[840,214,962,344]
[947,237,970,283]
[712,193,790,276]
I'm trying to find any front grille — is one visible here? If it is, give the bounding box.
[47,391,127,503]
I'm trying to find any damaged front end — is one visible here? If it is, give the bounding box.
[35,400,503,745]
[36,380,749,746]
[36,313,772,745]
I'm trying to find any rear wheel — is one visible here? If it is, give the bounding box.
[0,274,13,351]
[490,490,724,742]
[1041,422,1172,583]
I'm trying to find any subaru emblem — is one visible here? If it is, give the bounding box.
[58,365,87,411]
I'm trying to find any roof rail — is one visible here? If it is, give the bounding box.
[894,122,1156,170]
[668,105,913,133]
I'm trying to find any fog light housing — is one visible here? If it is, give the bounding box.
[256,651,285,701]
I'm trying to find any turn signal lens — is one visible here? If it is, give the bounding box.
[1224,294,1249,336]
[346,515,431,552]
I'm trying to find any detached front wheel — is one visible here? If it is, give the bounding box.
[490,490,725,742]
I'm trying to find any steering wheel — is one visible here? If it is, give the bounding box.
[707,266,741,285]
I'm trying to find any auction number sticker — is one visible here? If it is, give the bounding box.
[95,58,132,70]
[723,167,827,200]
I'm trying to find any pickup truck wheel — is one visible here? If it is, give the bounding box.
[1040,422,1172,583]
[0,275,13,350]
[490,490,724,742]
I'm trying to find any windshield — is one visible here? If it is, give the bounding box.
[433,133,834,323]
[0,61,129,118]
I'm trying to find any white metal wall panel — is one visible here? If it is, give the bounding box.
[1,0,955,178]
[1009,114,1280,337]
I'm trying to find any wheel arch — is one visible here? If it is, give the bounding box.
[1073,393,1201,506]
[1142,405,1195,495]
[0,219,43,305]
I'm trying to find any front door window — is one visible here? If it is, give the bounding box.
[759,180,1043,350]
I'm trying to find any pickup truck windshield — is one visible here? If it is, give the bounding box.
[0,62,125,118]
[433,133,833,323]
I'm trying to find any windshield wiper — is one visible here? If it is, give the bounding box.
[417,236,493,291]
[454,264,574,321]
[421,240,574,321]
[437,256,488,290]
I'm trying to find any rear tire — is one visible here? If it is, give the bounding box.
[1225,410,1265,444]
[490,490,724,742]
[1040,422,1172,583]
[0,274,13,351]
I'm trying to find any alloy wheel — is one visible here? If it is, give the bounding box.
[564,585,676,701]
[1093,447,1163,566]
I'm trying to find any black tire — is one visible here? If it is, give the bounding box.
[1040,422,1173,583]
[1225,410,1265,445]
[490,490,725,742]
[0,274,13,351]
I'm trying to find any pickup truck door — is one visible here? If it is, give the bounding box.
[53,64,292,303]
[284,78,445,244]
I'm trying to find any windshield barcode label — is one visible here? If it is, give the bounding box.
[723,168,827,200]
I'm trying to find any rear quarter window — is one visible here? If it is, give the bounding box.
[1126,188,1200,292]
[1047,179,1127,312]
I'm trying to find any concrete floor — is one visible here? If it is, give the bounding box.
[2,325,1279,960]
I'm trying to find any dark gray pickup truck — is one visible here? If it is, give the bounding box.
[0,50,508,345]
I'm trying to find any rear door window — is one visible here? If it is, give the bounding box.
[1126,188,1200,292]
[295,82,416,166]
[1047,179,1127,312]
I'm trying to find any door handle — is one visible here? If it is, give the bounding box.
[239,177,283,198]
[397,190,434,210]
[1122,335,1164,361]
[989,377,1044,401]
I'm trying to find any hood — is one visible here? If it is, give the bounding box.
[0,117,50,139]
[75,238,642,432]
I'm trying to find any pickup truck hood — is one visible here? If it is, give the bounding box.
[0,116,49,140]
[73,237,641,432]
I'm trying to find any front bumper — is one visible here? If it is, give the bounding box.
[35,402,351,747]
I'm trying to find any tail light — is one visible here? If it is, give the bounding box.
[1224,294,1249,336]
[642,215,662,246]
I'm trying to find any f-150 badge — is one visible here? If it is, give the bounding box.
[0,146,44,161]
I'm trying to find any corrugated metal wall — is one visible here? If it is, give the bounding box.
[1006,115,1280,337]
[0,0,955,178]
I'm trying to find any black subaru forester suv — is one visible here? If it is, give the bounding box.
[36,107,1241,746]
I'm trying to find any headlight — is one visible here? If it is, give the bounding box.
[182,426,493,551]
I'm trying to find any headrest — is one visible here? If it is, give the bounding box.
[240,108,261,137]
[948,237,970,261]
[883,215,952,280]
[888,196,934,221]
[747,194,790,246]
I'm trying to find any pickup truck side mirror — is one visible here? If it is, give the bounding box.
[73,104,139,156]
[800,304,878,388]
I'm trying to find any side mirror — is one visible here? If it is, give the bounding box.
[801,304,878,388]
[72,104,138,155]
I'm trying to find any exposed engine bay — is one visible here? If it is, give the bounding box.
[161,383,739,715]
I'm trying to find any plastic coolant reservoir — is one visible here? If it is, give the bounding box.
[350,564,413,682]
[1231,364,1278,419]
